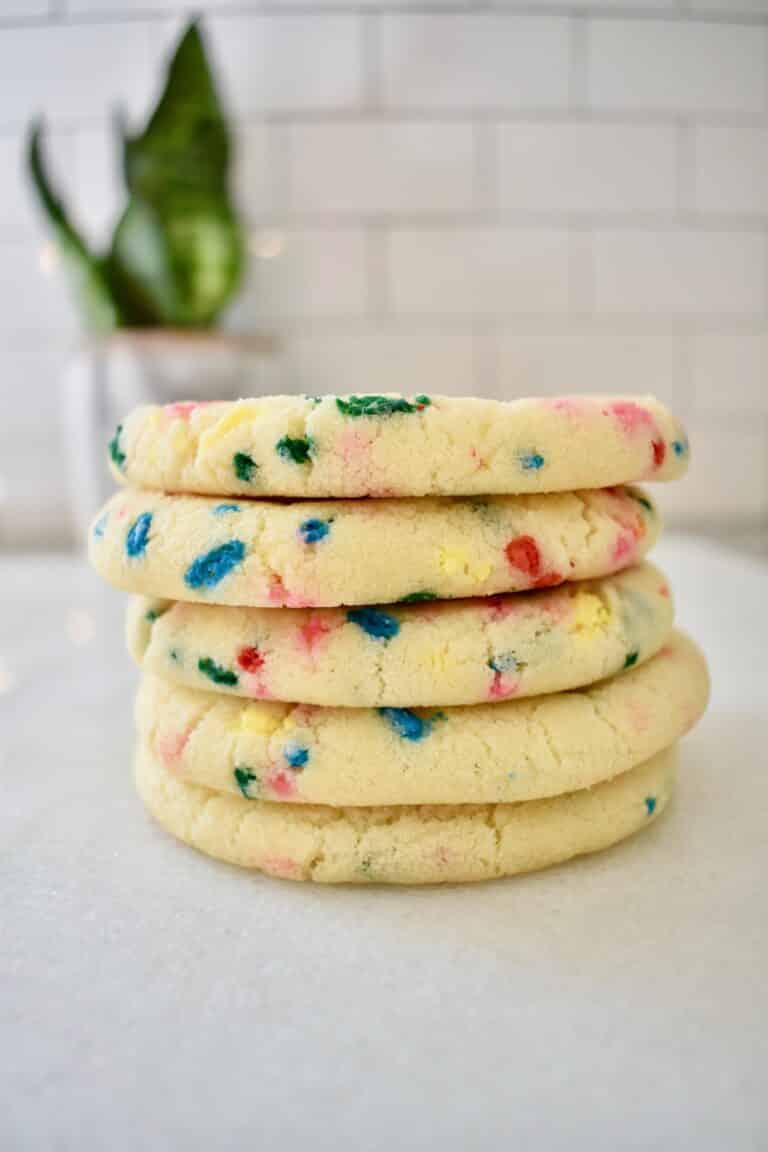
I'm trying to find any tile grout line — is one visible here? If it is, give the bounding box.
[365,227,389,317]
[474,121,499,225]
[569,12,588,112]
[361,10,381,113]
[675,116,695,222]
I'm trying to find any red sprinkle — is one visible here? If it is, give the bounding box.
[652,438,666,468]
[533,571,564,590]
[505,535,542,578]
[505,535,562,589]
[237,645,265,673]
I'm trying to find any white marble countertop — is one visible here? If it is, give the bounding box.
[1,535,766,1151]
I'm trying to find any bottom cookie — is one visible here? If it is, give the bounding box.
[135,743,677,885]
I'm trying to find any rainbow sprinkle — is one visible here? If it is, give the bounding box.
[125,512,152,559]
[347,607,400,641]
[184,540,246,589]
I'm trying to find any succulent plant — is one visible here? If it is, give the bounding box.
[27,19,245,330]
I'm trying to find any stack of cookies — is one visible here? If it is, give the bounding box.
[89,393,709,885]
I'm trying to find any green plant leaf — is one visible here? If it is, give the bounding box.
[26,121,119,331]
[107,194,243,327]
[122,21,230,202]
[114,18,244,325]
[105,197,181,326]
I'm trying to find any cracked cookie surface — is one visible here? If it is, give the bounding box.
[135,631,708,806]
[110,393,688,499]
[128,562,674,708]
[135,742,679,884]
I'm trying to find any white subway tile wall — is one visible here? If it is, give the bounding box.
[0,0,765,545]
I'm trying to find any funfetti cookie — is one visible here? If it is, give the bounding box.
[135,631,708,807]
[109,393,689,499]
[128,562,674,708]
[135,742,679,885]
[90,485,659,609]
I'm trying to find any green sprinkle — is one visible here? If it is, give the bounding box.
[629,491,654,514]
[276,435,314,465]
[198,656,239,687]
[398,590,438,604]
[233,452,258,483]
[234,766,258,798]
[624,650,639,669]
[108,424,126,471]
[335,395,431,418]
[169,648,182,664]
[144,603,169,625]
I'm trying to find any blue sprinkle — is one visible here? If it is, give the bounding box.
[519,451,545,471]
[92,513,107,539]
[489,652,518,674]
[284,744,310,769]
[299,517,330,544]
[379,707,430,742]
[644,796,657,816]
[184,540,246,589]
[212,503,241,516]
[125,512,152,558]
[347,607,400,642]
[672,439,687,457]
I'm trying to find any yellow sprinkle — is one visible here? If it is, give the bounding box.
[437,547,491,583]
[199,401,263,452]
[570,593,610,640]
[240,705,284,737]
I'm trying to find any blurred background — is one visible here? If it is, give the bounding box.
[0,0,765,548]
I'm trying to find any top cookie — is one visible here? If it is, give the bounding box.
[109,393,689,499]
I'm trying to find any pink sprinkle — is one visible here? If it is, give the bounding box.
[612,532,636,567]
[604,400,654,435]
[546,397,583,417]
[489,672,519,700]
[155,727,191,772]
[267,576,288,606]
[241,675,273,700]
[296,614,333,656]
[266,766,298,800]
[658,583,670,599]
[268,575,313,609]
[262,855,301,879]
[470,446,488,470]
[338,426,372,465]
[165,401,213,421]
